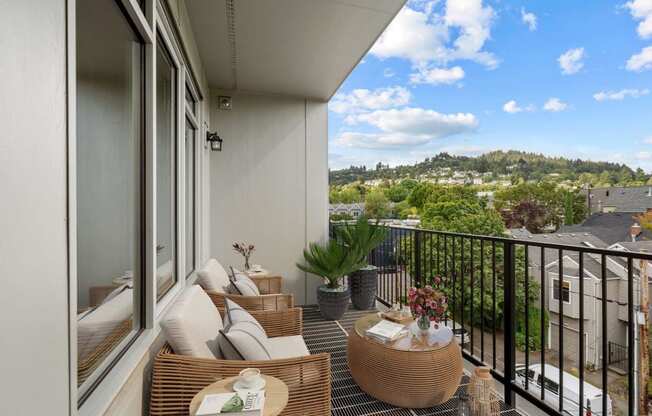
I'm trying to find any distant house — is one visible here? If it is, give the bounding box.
[583,185,652,214]
[329,203,364,218]
[510,229,652,370]
[559,212,652,245]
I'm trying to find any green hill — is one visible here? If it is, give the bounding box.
[329,150,646,186]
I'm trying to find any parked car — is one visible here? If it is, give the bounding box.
[515,363,613,416]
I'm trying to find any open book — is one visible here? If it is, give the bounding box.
[195,391,265,416]
[365,319,407,343]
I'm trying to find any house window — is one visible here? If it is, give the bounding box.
[184,115,196,277]
[156,38,178,300]
[553,279,571,303]
[75,0,144,392]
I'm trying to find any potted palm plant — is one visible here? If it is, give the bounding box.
[297,239,365,320]
[336,216,388,310]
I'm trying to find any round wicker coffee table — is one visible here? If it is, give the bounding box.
[189,375,288,416]
[347,313,463,408]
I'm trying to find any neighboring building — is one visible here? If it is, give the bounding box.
[329,203,365,218]
[559,212,652,245]
[510,229,652,370]
[584,185,652,214]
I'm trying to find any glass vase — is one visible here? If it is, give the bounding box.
[417,315,430,334]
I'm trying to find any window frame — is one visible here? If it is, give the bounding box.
[184,86,199,279]
[70,0,206,413]
[552,278,571,304]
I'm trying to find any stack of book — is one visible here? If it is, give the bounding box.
[195,391,265,415]
[365,319,408,343]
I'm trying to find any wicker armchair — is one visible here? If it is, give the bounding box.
[150,308,331,416]
[207,275,294,311]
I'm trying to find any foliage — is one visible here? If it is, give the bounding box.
[329,185,362,203]
[329,212,353,221]
[364,190,391,219]
[329,150,641,187]
[297,240,365,289]
[421,200,505,236]
[637,211,652,233]
[501,200,549,233]
[515,307,549,351]
[335,216,388,264]
[495,182,586,228]
[407,183,478,211]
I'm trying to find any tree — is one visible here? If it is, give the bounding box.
[501,200,549,233]
[364,190,390,219]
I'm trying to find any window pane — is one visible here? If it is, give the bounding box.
[185,85,196,115]
[76,0,142,387]
[185,119,196,277]
[156,41,177,300]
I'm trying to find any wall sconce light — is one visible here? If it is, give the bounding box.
[206,131,223,151]
[218,95,232,110]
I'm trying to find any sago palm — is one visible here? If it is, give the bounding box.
[335,215,388,264]
[297,240,366,289]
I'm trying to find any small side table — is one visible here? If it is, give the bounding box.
[189,375,289,416]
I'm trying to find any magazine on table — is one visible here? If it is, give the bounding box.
[195,390,265,416]
[365,319,407,342]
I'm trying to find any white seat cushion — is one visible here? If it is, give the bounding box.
[77,287,133,360]
[266,335,310,359]
[223,298,266,338]
[219,322,272,361]
[196,258,231,293]
[160,285,224,359]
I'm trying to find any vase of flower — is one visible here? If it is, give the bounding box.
[233,242,255,271]
[417,314,430,334]
[407,278,447,336]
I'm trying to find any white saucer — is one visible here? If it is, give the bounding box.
[233,377,266,392]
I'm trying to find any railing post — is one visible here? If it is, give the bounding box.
[503,240,516,406]
[414,230,422,287]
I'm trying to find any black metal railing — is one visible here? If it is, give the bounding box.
[330,222,647,416]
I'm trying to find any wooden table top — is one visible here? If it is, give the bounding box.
[189,375,288,416]
[354,313,453,352]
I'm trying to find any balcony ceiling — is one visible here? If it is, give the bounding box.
[186,0,405,101]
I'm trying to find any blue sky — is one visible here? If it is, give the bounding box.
[328,0,652,172]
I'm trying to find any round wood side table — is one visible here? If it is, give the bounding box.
[347,313,463,408]
[189,375,289,416]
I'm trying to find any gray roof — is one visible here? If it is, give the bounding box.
[583,186,652,213]
[509,229,619,279]
[558,212,652,245]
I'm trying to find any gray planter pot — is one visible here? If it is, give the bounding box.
[316,285,350,320]
[349,265,378,310]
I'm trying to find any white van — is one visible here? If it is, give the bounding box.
[515,364,613,416]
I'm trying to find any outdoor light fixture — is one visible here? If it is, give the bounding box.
[218,95,232,110]
[206,131,223,151]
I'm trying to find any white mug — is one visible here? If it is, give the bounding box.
[238,368,261,387]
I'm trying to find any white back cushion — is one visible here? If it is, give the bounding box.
[223,298,266,338]
[160,285,224,359]
[77,287,133,360]
[220,322,271,361]
[196,258,231,293]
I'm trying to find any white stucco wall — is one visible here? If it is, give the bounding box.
[0,0,70,414]
[209,92,329,305]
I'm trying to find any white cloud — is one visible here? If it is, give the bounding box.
[593,88,650,101]
[626,46,652,72]
[521,8,537,31]
[329,86,411,114]
[383,68,396,78]
[625,0,652,39]
[543,97,568,112]
[410,65,465,85]
[502,100,535,114]
[636,151,652,160]
[370,0,498,70]
[337,107,478,149]
[558,48,585,75]
[503,100,523,113]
